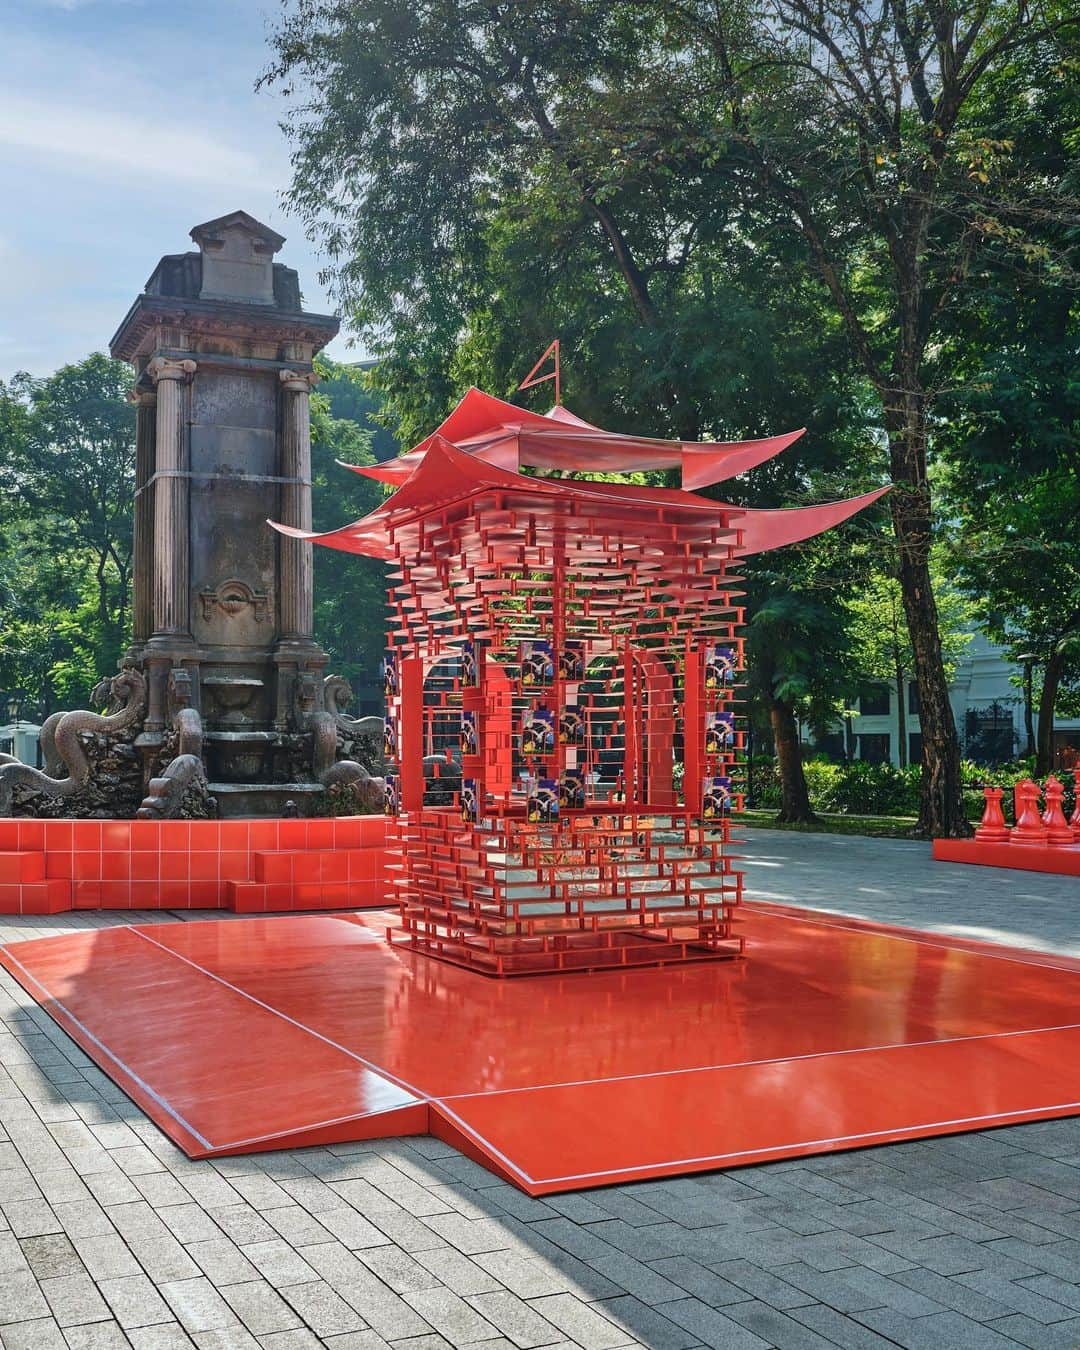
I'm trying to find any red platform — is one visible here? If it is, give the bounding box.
[0,816,390,914]
[933,837,1080,876]
[4,902,1080,1193]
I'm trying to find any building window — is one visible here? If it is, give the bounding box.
[858,733,891,765]
[908,732,923,763]
[812,733,846,761]
[859,686,890,717]
[908,682,920,715]
[964,702,1015,766]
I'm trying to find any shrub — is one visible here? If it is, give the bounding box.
[746,756,1070,822]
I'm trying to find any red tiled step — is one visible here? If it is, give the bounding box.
[251,848,383,885]
[0,879,71,915]
[0,851,46,883]
[227,877,386,914]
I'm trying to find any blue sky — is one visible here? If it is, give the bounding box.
[0,0,352,380]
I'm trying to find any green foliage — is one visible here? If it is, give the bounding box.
[0,354,135,713]
[265,0,1080,834]
[752,757,1060,823]
[932,33,1080,752]
[316,359,400,462]
[310,358,397,699]
[745,575,859,738]
[846,552,975,697]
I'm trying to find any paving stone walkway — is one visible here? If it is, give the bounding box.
[738,828,1080,958]
[1,830,1079,1350]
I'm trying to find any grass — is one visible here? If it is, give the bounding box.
[737,807,928,839]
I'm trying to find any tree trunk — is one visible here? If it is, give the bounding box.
[96,551,110,633]
[1024,664,1036,757]
[1035,646,1066,777]
[885,397,969,837]
[895,664,907,769]
[770,696,817,823]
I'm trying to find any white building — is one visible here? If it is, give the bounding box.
[811,633,1080,768]
[0,721,42,768]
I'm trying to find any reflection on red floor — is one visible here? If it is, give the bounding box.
[3,904,1080,1193]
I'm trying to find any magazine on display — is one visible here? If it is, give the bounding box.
[521,706,556,756]
[558,641,585,682]
[704,645,736,690]
[703,776,732,820]
[460,710,478,755]
[559,704,585,746]
[460,779,478,824]
[705,711,735,754]
[527,778,559,823]
[559,769,586,810]
[461,640,480,688]
[520,639,555,687]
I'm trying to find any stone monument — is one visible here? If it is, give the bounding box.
[0,211,381,818]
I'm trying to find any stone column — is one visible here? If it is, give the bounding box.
[127,387,157,650]
[147,358,196,640]
[277,369,318,641]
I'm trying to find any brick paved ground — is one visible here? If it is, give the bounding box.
[739,829,1080,958]
[1,831,1079,1350]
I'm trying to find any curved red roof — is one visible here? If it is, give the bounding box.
[346,387,807,491]
[271,418,887,562]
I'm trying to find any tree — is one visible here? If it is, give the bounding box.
[265,0,1078,833]
[317,359,401,462]
[310,359,393,697]
[264,1,884,816]
[746,584,851,822]
[847,554,974,768]
[0,516,116,715]
[743,498,882,820]
[948,470,1080,775]
[649,1,1078,834]
[0,355,135,655]
[934,36,1080,775]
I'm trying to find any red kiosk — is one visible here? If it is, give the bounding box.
[275,387,885,975]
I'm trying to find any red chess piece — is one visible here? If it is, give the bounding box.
[1043,775,1075,847]
[1071,769,1080,842]
[1011,778,1048,846]
[974,786,1009,843]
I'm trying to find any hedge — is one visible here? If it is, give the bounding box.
[748,757,1073,823]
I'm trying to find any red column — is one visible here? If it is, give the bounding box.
[399,657,425,811]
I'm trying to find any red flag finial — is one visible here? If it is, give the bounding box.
[517,339,561,406]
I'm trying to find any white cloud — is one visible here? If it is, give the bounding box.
[0,93,266,189]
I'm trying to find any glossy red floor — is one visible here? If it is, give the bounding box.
[4,903,1080,1194]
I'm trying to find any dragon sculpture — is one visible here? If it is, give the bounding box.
[296,673,383,809]
[323,674,384,744]
[325,675,458,804]
[0,668,147,816]
[137,669,207,819]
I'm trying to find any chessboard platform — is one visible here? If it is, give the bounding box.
[934,837,1080,876]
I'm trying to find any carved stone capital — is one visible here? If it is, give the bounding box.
[279,368,319,395]
[148,357,197,384]
[127,387,158,406]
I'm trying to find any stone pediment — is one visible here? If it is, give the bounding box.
[190,211,286,306]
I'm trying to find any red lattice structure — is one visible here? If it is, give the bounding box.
[273,388,884,975]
